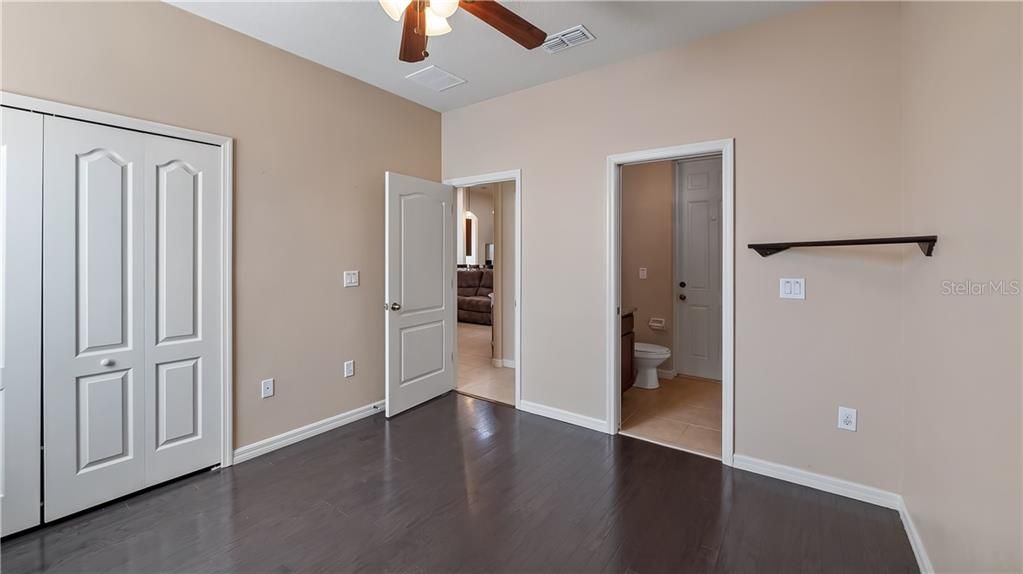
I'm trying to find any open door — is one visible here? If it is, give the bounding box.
[385,172,456,417]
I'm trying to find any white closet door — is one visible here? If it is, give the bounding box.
[43,116,147,521]
[143,136,221,484]
[1,107,43,536]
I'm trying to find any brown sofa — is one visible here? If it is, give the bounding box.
[458,269,493,325]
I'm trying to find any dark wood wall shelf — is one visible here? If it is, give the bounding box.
[748,235,937,257]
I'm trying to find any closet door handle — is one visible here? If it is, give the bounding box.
[679,281,687,288]
[100,358,115,367]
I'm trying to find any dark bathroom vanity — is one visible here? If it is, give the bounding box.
[621,308,637,393]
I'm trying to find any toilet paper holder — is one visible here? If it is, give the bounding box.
[648,317,666,331]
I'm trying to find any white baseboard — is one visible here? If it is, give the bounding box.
[897,498,935,573]
[233,400,384,464]
[519,400,607,434]
[733,454,931,573]
[502,359,516,369]
[733,454,900,508]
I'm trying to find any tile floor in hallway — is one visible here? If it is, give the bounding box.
[456,322,514,405]
[621,375,722,458]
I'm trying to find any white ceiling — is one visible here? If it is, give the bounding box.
[170,1,803,112]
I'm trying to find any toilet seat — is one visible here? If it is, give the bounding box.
[635,342,671,358]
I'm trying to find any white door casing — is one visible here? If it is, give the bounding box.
[1,107,43,536]
[385,172,455,417]
[143,135,222,485]
[43,116,148,520]
[675,157,723,380]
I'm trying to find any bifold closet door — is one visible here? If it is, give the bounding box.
[1,107,44,536]
[143,133,222,485]
[43,116,223,521]
[43,117,148,520]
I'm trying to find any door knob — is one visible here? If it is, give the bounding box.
[390,302,402,311]
[679,281,686,288]
[100,358,115,367]
[679,294,687,301]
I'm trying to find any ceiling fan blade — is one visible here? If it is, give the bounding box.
[399,1,429,63]
[458,0,547,50]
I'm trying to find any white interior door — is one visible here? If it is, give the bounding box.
[1,107,43,536]
[675,157,723,380]
[385,172,455,417]
[143,135,222,485]
[43,116,147,520]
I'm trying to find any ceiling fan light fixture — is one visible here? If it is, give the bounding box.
[380,0,411,21]
[429,0,459,19]
[424,7,452,36]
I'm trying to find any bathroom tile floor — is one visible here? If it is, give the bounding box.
[621,376,722,458]
[456,322,515,405]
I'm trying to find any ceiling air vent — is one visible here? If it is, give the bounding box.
[542,25,595,54]
[405,65,466,92]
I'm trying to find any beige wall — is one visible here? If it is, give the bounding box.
[1,1,441,448]
[443,3,1021,570]
[445,2,907,491]
[899,3,1022,572]
[621,161,675,361]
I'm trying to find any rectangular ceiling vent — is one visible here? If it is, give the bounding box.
[542,25,595,54]
[405,65,466,92]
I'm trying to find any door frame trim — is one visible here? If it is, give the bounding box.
[2,91,236,468]
[606,139,734,466]
[443,170,522,408]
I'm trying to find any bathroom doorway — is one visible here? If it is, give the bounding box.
[606,141,735,464]
[447,173,520,407]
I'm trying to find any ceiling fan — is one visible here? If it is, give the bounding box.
[379,0,548,63]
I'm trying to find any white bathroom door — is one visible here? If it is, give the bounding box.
[43,116,148,520]
[143,135,222,485]
[675,157,722,380]
[385,172,455,417]
[1,107,44,536]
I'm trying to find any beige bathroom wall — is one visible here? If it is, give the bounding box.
[445,2,907,491]
[898,3,1022,572]
[620,161,675,360]
[0,1,441,448]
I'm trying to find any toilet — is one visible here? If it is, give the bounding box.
[633,343,671,390]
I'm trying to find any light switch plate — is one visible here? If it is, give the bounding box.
[344,360,355,378]
[780,278,805,299]
[639,267,648,280]
[343,271,360,288]
[260,378,275,399]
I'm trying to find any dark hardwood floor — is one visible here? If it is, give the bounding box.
[3,393,917,573]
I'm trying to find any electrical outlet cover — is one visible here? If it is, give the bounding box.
[344,360,355,378]
[261,378,275,399]
[838,406,857,431]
